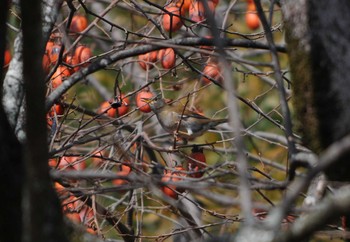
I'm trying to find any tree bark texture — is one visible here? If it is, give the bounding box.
[0,1,23,242]
[282,0,350,181]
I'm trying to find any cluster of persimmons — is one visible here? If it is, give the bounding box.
[2,0,263,236]
[45,14,92,125]
[43,8,211,234]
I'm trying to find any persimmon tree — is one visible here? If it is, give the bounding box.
[2,0,350,242]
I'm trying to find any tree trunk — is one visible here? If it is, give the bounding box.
[20,0,69,241]
[282,0,350,237]
[282,0,350,181]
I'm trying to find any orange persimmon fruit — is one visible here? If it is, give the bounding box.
[201,61,222,84]
[3,49,11,68]
[176,0,192,10]
[159,48,176,69]
[74,45,92,67]
[162,5,183,32]
[246,3,260,30]
[70,14,88,33]
[112,164,131,186]
[138,51,158,70]
[161,166,186,199]
[136,89,154,113]
[99,101,117,118]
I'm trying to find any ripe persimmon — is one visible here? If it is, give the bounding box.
[162,5,183,32]
[246,3,260,30]
[136,89,154,113]
[161,166,186,199]
[138,51,158,70]
[201,61,222,84]
[112,164,131,186]
[51,76,62,89]
[48,103,65,119]
[157,49,165,61]
[43,41,54,72]
[74,45,92,67]
[115,94,130,116]
[50,65,70,89]
[70,14,88,33]
[159,48,176,69]
[58,65,71,78]
[176,0,191,10]
[64,54,79,74]
[46,40,54,53]
[99,101,117,117]
[3,49,11,68]
[50,67,66,89]
[99,95,130,117]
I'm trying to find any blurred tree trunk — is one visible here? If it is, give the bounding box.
[282,0,350,181]
[283,0,350,238]
[282,1,350,239]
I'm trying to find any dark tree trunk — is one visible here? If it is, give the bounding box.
[0,108,23,242]
[282,0,350,181]
[307,0,350,181]
[282,0,350,238]
[19,0,69,241]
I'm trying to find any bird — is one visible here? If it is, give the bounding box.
[142,97,228,139]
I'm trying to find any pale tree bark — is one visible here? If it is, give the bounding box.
[2,0,61,142]
[0,2,23,242]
